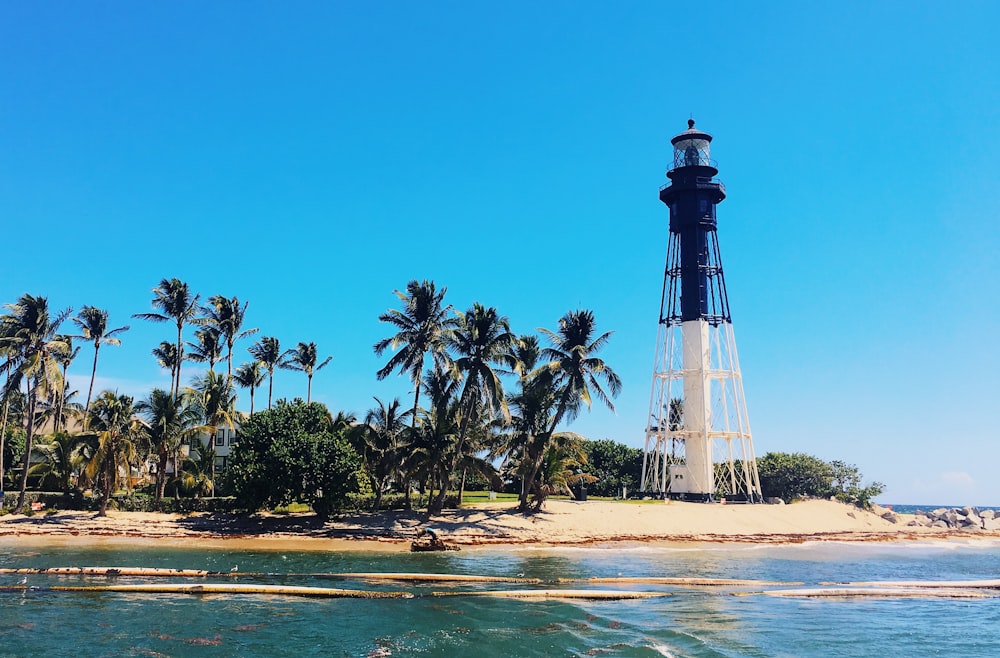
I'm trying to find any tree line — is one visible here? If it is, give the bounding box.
[0,278,623,515]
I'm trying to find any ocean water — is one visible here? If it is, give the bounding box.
[2,539,1000,657]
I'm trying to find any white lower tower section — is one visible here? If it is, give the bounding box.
[641,319,761,501]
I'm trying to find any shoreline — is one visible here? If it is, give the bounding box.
[2,500,997,552]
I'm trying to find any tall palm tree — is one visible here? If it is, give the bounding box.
[152,341,180,383]
[233,361,265,415]
[36,380,82,435]
[133,278,200,399]
[187,327,224,374]
[200,295,258,379]
[136,388,204,502]
[190,370,239,495]
[249,336,285,410]
[429,304,515,514]
[0,294,71,513]
[362,397,411,512]
[498,335,559,507]
[79,391,149,516]
[72,306,129,423]
[374,280,454,433]
[412,367,461,511]
[521,310,621,510]
[52,335,79,432]
[281,342,332,404]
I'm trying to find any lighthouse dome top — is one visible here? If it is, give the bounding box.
[669,119,714,170]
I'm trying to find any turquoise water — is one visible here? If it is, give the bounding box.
[2,540,1000,657]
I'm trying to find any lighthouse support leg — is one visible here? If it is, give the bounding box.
[681,319,713,498]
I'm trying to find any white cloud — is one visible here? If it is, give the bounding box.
[940,471,976,491]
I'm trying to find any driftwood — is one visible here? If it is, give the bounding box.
[746,587,1000,599]
[558,576,799,586]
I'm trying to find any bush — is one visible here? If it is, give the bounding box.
[757,452,884,508]
[582,439,644,498]
[227,400,364,516]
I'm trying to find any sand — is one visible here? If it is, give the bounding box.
[1,499,994,551]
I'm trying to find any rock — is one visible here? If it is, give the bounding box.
[981,510,996,520]
[960,506,977,517]
[983,518,1000,531]
[880,512,899,524]
[909,515,930,527]
[944,511,960,525]
[931,508,949,517]
[765,497,785,505]
[931,520,950,528]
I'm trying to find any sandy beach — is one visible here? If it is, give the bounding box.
[1,499,993,551]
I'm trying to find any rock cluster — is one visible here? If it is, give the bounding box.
[872,505,1000,531]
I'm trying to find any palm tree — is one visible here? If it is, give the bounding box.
[79,391,149,516]
[374,280,454,434]
[52,335,79,432]
[190,370,239,496]
[133,278,200,399]
[0,368,14,489]
[233,361,265,415]
[530,433,591,509]
[151,341,179,381]
[200,295,258,379]
[36,380,82,436]
[362,397,411,512]
[27,430,84,492]
[281,342,332,404]
[249,336,285,410]
[0,380,26,492]
[136,388,204,502]
[0,294,72,513]
[429,304,515,514]
[499,336,559,507]
[72,306,129,423]
[521,310,621,510]
[187,327,224,374]
[178,442,215,498]
[412,367,461,511]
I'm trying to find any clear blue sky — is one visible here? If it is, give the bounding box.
[2,2,998,506]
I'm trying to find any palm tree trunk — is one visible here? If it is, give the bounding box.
[249,385,255,415]
[520,397,571,511]
[0,398,9,491]
[85,342,99,426]
[15,380,38,513]
[155,449,168,502]
[57,363,68,433]
[431,399,474,514]
[402,381,421,511]
[458,468,467,506]
[98,461,112,516]
[174,323,183,399]
[306,374,312,404]
[268,371,274,410]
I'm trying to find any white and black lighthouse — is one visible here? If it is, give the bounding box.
[641,120,762,502]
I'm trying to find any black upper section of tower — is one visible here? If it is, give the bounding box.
[657,120,732,325]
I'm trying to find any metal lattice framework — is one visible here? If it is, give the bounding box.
[640,220,762,501]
